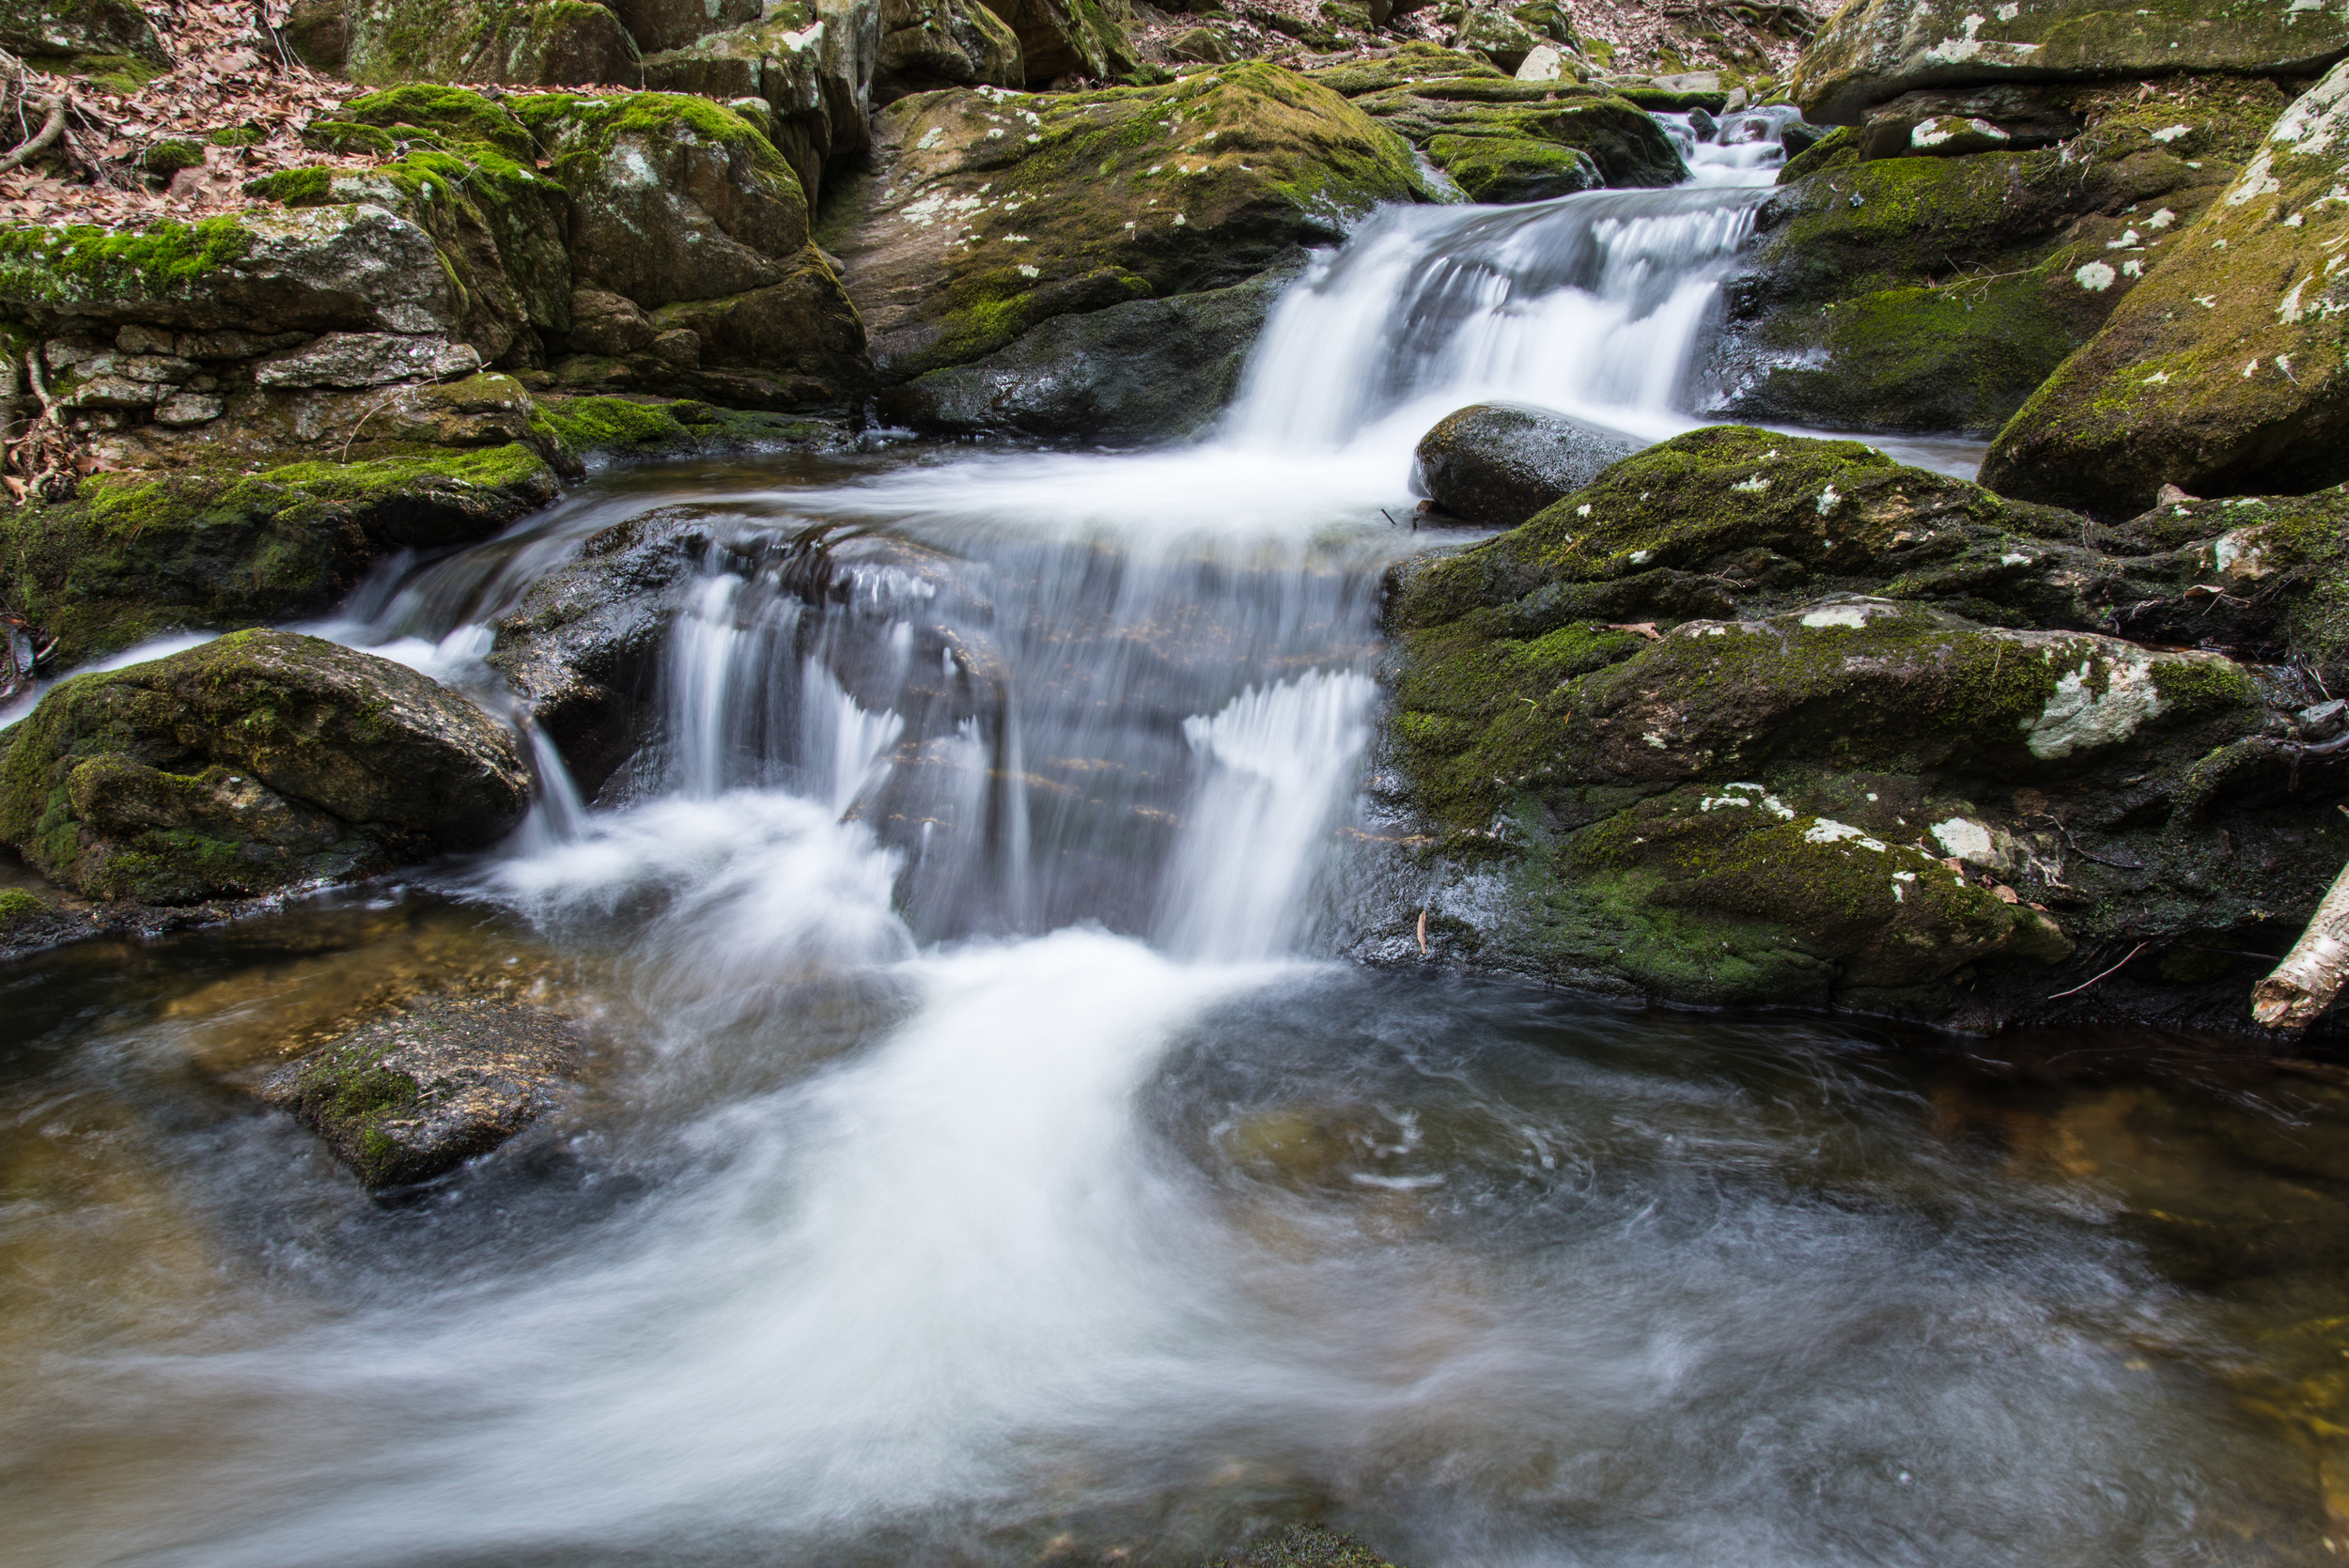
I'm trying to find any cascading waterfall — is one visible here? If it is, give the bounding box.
[5,102,2328,1568]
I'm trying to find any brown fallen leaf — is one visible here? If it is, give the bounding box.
[1605,621,1661,640]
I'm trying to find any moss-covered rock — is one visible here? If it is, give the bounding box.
[1347,77,1687,190]
[0,442,557,666]
[1301,42,1507,97]
[1703,77,2287,435]
[637,0,886,209]
[1373,425,2340,1028]
[1422,132,1598,201]
[0,0,165,64]
[879,250,1303,439]
[262,995,578,1188]
[521,91,810,307]
[610,0,762,54]
[342,0,639,86]
[1793,0,2349,126]
[0,630,530,904]
[978,0,1137,85]
[876,0,1026,100]
[832,63,1429,378]
[1982,62,2349,515]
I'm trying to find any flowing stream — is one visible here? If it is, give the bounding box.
[5,117,2348,1568]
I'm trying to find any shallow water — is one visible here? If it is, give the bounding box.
[0,163,2325,1564]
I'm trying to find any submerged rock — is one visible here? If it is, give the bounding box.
[1410,403,1641,527]
[1982,62,2349,514]
[0,631,530,904]
[1374,427,2349,1031]
[263,995,580,1189]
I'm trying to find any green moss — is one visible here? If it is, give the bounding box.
[241,166,335,206]
[341,84,538,161]
[63,52,160,94]
[0,886,45,924]
[0,217,256,310]
[2147,656,2259,716]
[299,119,404,158]
[139,138,205,174]
[208,126,266,147]
[532,394,837,462]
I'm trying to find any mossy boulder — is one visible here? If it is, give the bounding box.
[0,631,531,904]
[1301,42,1506,96]
[0,0,164,64]
[1793,0,2349,126]
[341,0,639,86]
[262,995,579,1188]
[831,63,1430,379]
[609,0,762,54]
[1703,78,2286,434]
[879,251,1303,439]
[978,0,1137,85]
[1347,78,1687,190]
[0,207,461,337]
[876,0,1026,100]
[1982,62,2349,514]
[1373,425,2341,1027]
[521,91,810,307]
[1410,402,1640,526]
[0,442,558,666]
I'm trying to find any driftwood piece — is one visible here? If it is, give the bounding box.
[2253,859,2349,1028]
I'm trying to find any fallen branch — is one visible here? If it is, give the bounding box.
[0,90,62,178]
[2253,856,2349,1027]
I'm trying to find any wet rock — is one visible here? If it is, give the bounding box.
[1982,63,2349,514]
[978,0,1137,84]
[1444,5,1540,71]
[830,63,1430,380]
[1856,84,2082,160]
[879,253,1304,441]
[489,510,714,796]
[1373,425,2349,1031]
[1410,402,1641,527]
[0,440,559,666]
[874,0,1025,99]
[340,0,639,86]
[0,631,531,905]
[1792,0,2349,127]
[1701,78,2287,436]
[263,995,579,1189]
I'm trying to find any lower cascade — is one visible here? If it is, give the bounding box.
[5,15,2349,1568]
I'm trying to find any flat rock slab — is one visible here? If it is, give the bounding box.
[264,996,581,1189]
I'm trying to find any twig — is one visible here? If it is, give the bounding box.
[2047,940,2147,1000]
[1416,905,1428,955]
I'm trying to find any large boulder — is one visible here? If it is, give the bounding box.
[1701,77,2287,436]
[977,0,1135,85]
[1410,403,1641,526]
[1792,0,2349,126]
[874,0,1025,99]
[609,0,761,54]
[831,63,1429,380]
[1981,62,2349,514]
[0,631,531,905]
[341,0,640,85]
[264,995,579,1188]
[0,439,559,665]
[1372,426,2349,1031]
[878,255,1302,440]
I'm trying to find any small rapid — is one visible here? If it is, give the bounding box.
[5,108,2339,1568]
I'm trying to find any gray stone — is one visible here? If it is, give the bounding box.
[153,392,226,427]
[1410,402,1641,527]
[255,333,485,390]
[879,257,1305,442]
